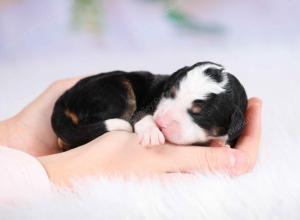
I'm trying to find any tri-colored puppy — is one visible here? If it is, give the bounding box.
[51,62,247,151]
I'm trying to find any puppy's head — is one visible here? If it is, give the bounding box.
[154,62,247,146]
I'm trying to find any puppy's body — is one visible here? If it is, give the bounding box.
[52,71,168,149]
[52,62,247,150]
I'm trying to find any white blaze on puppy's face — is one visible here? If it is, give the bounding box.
[154,64,229,145]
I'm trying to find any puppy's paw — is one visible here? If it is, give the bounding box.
[137,127,165,146]
[134,115,165,147]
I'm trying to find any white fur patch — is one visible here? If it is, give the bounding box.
[104,118,133,132]
[177,63,228,106]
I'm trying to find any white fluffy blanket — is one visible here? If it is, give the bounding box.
[1,48,300,219]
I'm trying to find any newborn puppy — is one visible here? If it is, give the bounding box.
[51,62,247,150]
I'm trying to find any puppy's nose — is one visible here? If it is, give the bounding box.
[155,117,166,129]
[154,114,172,129]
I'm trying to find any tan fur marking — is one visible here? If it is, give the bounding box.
[64,109,79,125]
[121,80,137,121]
[58,138,70,151]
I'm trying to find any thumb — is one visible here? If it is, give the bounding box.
[164,146,249,176]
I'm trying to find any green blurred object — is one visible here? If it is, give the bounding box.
[166,7,224,34]
[72,0,103,33]
[143,0,224,34]
[71,0,224,35]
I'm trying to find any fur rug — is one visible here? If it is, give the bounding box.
[1,47,300,219]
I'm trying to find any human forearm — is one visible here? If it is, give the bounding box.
[0,117,23,150]
[0,119,9,147]
[37,147,92,187]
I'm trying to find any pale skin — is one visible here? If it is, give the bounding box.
[0,78,262,186]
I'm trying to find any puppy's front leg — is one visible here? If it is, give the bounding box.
[134,115,165,146]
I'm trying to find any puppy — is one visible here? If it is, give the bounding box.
[51,62,247,150]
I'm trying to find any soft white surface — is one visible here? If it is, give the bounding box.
[0,146,51,206]
[0,46,300,219]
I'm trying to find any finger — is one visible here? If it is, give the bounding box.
[236,97,262,170]
[23,77,83,114]
[155,145,248,176]
[209,139,226,147]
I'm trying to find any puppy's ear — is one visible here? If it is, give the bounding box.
[163,66,189,96]
[227,106,246,147]
[204,67,224,83]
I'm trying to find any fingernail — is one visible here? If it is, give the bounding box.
[252,98,263,107]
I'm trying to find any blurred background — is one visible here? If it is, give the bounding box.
[0,0,300,119]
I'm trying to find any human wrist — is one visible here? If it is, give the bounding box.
[37,147,91,187]
[37,152,72,186]
[0,119,9,146]
[0,117,18,147]
[0,115,38,155]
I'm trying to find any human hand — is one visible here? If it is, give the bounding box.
[38,98,262,186]
[0,78,81,156]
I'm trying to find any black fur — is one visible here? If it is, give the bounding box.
[52,71,168,149]
[204,67,224,83]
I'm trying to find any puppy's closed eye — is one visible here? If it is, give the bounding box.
[190,100,205,114]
